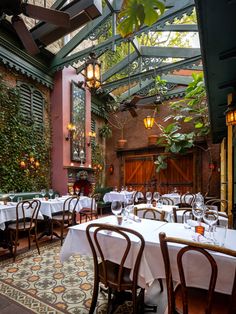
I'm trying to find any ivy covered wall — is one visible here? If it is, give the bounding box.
[0,67,51,193]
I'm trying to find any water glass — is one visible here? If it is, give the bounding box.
[8,191,15,202]
[17,196,23,202]
[146,192,152,207]
[41,189,46,199]
[111,201,122,218]
[214,225,227,246]
[49,189,53,200]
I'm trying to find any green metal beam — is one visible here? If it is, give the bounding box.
[101,55,201,93]
[102,51,139,81]
[50,0,195,71]
[119,74,194,100]
[140,47,201,58]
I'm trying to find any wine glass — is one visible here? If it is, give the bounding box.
[48,189,53,200]
[146,192,152,207]
[8,191,15,203]
[192,201,206,225]
[124,197,134,219]
[75,187,80,196]
[111,201,122,219]
[41,189,46,199]
[203,207,218,241]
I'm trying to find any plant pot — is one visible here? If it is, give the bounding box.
[148,135,158,146]
[117,139,127,149]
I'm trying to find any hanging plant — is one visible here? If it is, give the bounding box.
[154,155,167,173]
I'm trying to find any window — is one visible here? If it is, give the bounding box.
[18,82,44,133]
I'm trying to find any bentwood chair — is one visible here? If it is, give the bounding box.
[205,199,228,215]
[179,192,196,208]
[51,196,79,245]
[86,223,145,314]
[159,232,236,314]
[172,207,194,223]
[159,196,174,205]
[7,199,41,261]
[79,193,101,223]
[134,207,165,222]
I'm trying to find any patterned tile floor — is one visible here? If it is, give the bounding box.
[0,218,167,314]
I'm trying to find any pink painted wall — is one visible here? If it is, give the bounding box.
[51,67,92,195]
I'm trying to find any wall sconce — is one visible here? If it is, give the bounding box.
[19,154,40,170]
[144,116,155,129]
[108,164,114,175]
[65,123,76,141]
[208,162,216,170]
[87,131,96,146]
[84,52,101,90]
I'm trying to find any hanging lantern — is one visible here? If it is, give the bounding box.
[84,52,101,90]
[144,116,155,129]
[226,103,236,126]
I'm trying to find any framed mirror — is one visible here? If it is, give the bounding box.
[71,81,86,163]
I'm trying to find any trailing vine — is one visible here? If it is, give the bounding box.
[0,75,51,192]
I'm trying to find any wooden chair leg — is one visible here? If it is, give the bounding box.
[89,280,99,314]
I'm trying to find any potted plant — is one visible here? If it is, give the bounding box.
[98,124,112,139]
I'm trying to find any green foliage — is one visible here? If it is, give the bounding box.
[155,73,208,172]
[98,124,112,138]
[154,155,167,173]
[117,0,165,38]
[0,76,50,193]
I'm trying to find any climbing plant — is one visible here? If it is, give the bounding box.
[0,75,51,192]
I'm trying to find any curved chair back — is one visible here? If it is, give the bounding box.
[134,207,165,221]
[159,232,236,314]
[16,199,41,230]
[180,192,196,207]
[172,207,194,223]
[159,196,174,205]
[205,199,228,214]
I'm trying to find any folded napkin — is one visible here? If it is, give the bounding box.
[192,233,210,243]
[128,213,142,223]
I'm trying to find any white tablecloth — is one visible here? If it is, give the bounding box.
[0,202,43,230]
[134,203,175,222]
[60,216,236,293]
[38,196,92,218]
[103,191,143,203]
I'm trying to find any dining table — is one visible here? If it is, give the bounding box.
[103,191,143,203]
[60,215,236,294]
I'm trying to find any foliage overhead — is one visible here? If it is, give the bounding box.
[117,0,165,38]
[0,75,51,193]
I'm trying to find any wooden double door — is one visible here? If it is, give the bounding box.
[124,153,195,194]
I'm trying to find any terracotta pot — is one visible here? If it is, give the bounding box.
[117,139,127,149]
[148,135,158,146]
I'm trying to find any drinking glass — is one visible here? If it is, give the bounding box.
[111,201,122,218]
[124,198,134,219]
[203,208,218,241]
[41,189,46,199]
[75,187,80,196]
[8,191,15,202]
[146,192,152,207]
[153,192,160,202]
[192,201,206,225]
[49,189,53,200]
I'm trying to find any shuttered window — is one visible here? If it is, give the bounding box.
[18,82,44,133]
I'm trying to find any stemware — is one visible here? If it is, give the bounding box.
[153,192,160,202]
[203,207,218,241]
[48,189,53,200]
[124,197,134,220]
[8,191,15,203]
[192,201,206,225]
[41,189,46,199]
[146,192,152,207]
[111,201,122,218]
[75,187,80,196]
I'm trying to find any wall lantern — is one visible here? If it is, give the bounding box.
[65,123,76,141]
[144,116,155,129]
[84,52,101,90]
[87,131,96,146]
[226,103,236,126]
[208,162,216,170]
[108,164,114,175]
